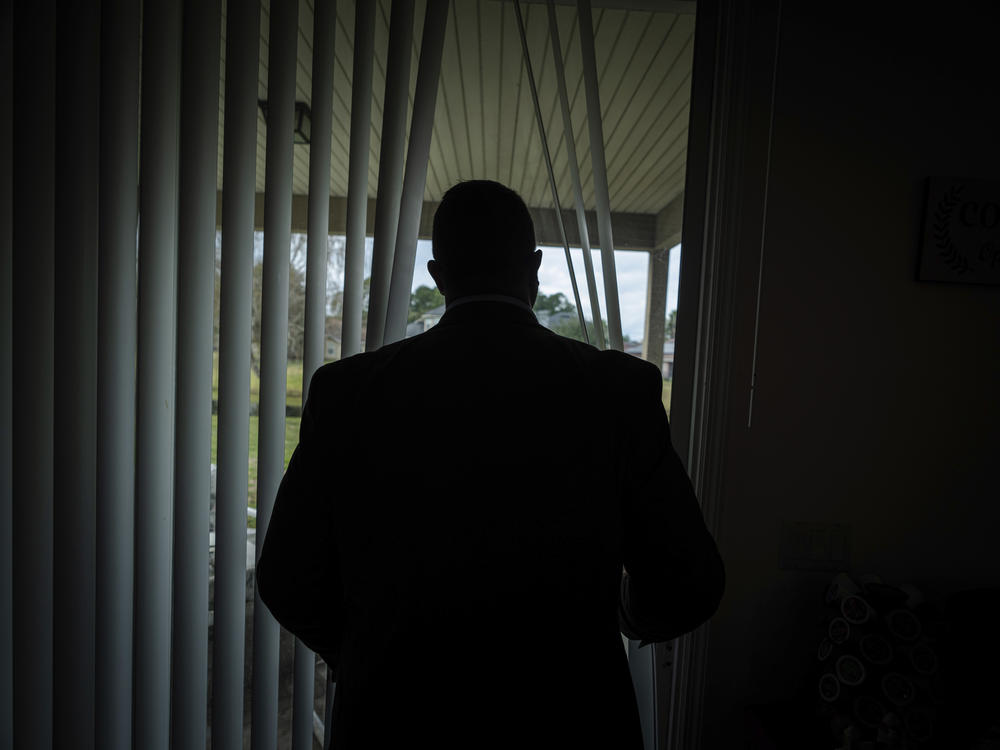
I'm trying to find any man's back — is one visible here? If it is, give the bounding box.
[258,299,723,749]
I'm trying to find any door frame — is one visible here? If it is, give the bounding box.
[654,0,783,747]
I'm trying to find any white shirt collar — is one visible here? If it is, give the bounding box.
[445,294,534,314]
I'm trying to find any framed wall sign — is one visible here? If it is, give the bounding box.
[919,177,1000,285]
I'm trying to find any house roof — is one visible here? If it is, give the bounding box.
[420,304,446,319]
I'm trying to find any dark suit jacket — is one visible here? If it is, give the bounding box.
[257,299,724,749]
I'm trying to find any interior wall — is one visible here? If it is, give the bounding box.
[700,3,1000,744]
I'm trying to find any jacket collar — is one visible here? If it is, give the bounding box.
[437,295,539,328]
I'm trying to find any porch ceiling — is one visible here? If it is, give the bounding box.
[215,0,695,215]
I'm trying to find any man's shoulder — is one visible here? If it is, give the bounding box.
[309,330,661,396]
[306,339,407,398]
[599,347,664,396]
[546,330,663,381]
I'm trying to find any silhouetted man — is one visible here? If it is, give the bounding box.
[257,180,724,749]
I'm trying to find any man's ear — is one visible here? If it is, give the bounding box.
[532,249,542,272]
[427,259,447,296]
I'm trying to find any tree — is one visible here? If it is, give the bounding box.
[328,276,371,317]
[284,260,307,360]
[551,317,590,343]
[214,231,359,374]
[408,285,445,322]
[533,291,574,315]
[250,259,308,374]
[249,235,311,373]
[665,309,677,341]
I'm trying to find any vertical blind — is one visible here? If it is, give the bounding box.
[2,0,630,747]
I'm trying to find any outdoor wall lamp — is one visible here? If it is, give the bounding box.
[257,99,312,144]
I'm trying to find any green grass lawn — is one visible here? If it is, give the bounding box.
[285,359,303,407]
[662,379,672,417]
[211,354,304,526]
[210,413,300,527]
[213,352,304,409]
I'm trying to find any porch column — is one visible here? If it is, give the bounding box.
[642,247,670,373]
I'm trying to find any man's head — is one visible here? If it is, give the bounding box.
[428,180,542,305]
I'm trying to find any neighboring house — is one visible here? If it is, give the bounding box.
[404,320,423,338]
[662,340,675,380]
[405,304,445,338]
[323,316,371,357]
[625,338,675,380]
[535,309,576,330]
